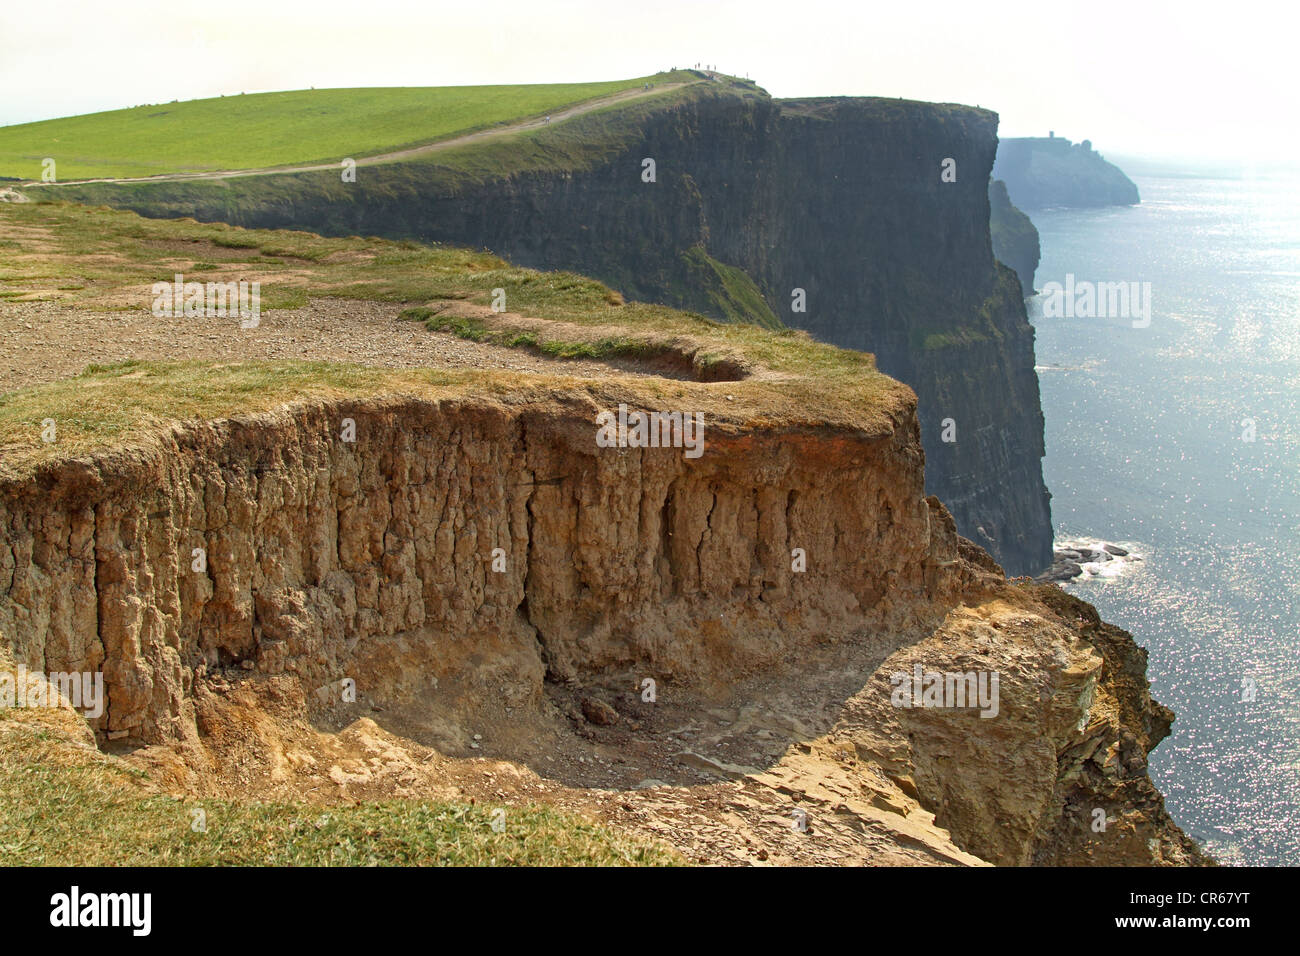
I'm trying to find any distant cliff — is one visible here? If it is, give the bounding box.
[989,179,1040,294]
[993,135,1139,209]
[44,80,1055,574]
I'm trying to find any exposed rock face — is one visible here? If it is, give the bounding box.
[0,393,941,744]
[1025,586,1199,864]
[989,178,1040,295]
[52,85,1054,575]
[0,391,1202,865]
[994,136,1140,209]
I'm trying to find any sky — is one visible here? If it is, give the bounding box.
[1,0,1295,165]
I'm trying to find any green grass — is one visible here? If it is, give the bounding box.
[0,73,693,180]
[24,75,739,207]
[403,309,670,362]
[0,711,679,866]
[680,246,784,330]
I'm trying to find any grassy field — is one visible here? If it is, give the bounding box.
[0,73,692,180]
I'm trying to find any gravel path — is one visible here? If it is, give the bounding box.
[0,298,668,393]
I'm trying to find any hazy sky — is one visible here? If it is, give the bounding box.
[2,0,1293,163]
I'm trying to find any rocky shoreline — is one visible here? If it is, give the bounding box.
[1037,542,1139,582]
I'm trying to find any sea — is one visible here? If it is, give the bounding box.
[1028,159,1300,865]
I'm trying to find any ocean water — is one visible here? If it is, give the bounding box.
[1028,165,1300,865]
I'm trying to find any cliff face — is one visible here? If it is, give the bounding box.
[0,394,920,739]
[57,84,1053,574]
[0,391,1202,865]
[994,136,1140,209]
[989,178,1040,294]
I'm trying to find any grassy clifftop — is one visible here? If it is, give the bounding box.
[0,200,904,477]
[0,72,696,180]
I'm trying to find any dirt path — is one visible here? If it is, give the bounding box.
[0,298,689,393]
[28,82,695,188]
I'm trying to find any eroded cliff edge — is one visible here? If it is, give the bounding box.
[48,80,1054,575]
[0,385,1204,865]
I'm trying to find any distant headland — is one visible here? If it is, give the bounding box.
[994,133,1140,209]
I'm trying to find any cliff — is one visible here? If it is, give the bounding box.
[994,135,1140,209]
[0,199,1205,865]
[989,178,1040,294]
[0,382,1203,867]
[43,78,1054,575]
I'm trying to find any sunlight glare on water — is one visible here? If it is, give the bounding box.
[1030,166,1300,865]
